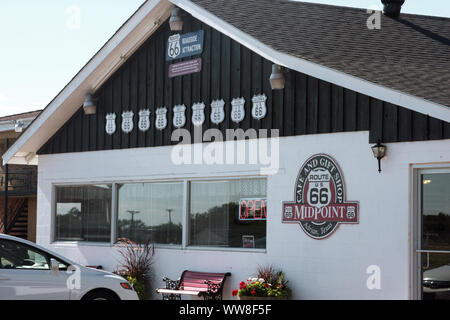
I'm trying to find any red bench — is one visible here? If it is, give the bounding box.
[156,270,231,300]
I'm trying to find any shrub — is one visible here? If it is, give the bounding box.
[114,238,155,300]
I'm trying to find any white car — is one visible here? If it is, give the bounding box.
[0,234,138,300]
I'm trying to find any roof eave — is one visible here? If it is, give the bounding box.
[172,0,450,122]
[2,0,173,166]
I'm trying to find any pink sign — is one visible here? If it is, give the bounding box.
[168,58,202,78]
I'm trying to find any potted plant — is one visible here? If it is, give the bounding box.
[114,238,155,300]
[232,265,291,300]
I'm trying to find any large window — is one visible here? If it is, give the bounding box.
[53,178,267,250]
[189,179,267,249]
[117,182,184,245]
[55,185,112,242]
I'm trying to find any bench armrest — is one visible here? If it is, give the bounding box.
[163,277,180,290]
[204,280,221,295]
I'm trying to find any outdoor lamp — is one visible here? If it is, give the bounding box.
[169,7,183,31]
[14,120,23,133]
[270,64,286,90]
[83,93,97,115]
[371,140,387,173]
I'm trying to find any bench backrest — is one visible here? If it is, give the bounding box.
[179,270,229,292]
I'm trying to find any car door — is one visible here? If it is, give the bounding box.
[0,239,70,300]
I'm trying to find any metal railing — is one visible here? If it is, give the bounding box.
[0,168,37,196]
[416,249,450,269]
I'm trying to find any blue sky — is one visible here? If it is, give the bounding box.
[0,0,449,117]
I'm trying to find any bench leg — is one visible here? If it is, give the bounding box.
[162,293,181,300]
[202,293,222,300]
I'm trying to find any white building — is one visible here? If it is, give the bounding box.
[3,0,450,300]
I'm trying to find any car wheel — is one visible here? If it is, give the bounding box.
[83,290,119,300]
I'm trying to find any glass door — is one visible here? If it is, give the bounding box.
[416,170,450,300]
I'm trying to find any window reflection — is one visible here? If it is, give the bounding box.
[189,179,267,249]
[117,182,183,245]
[421,173,450,300]
[55,185,112,242]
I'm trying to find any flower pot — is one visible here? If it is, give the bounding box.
[238,295,285,300]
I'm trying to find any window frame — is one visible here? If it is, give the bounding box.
[52,182,114,245]
[51,176,267,253]
[410,164,450,300]
[187,178,268,251]
[0,238,70,271]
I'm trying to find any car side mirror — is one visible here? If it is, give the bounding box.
[50,258,59,272]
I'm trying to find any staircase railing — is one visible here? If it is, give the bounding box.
[6,198,28,234]
[0,198,27,234]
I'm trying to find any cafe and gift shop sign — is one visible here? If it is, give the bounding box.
[282,154,359,239]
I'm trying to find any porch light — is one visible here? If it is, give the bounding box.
[169,7,183,31]
[14,120,23,133]
[371,140,387,173]
[83,93,97,115]
[269,64,285,90]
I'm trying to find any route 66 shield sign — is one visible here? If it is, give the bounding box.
[210,99,225,124]
[192,102,205,127]
[167,34,181,60]
[173,104,186,128]
[138,109,151,132]
[105,113,116,135]
[306,168,332,208]
[121,111,134,134]
[155,107,167,130]
[231,97,245,123]
[251,94,267,120]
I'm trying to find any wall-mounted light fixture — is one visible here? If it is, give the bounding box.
[269,64,286,90]
[371,140,387,173]
[169,7,183,31]
[83,93,97,115]
[14,120,23,133]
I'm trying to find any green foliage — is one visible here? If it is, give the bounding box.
[125,275,151,300]
[233,265,291,299]
[114,238,155,300]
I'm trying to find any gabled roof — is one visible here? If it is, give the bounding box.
[3,0,450,165]
[189,0,450,108]
[0,110,41,122]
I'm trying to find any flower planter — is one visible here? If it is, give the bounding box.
[238,295,285,300]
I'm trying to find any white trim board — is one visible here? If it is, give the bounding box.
[2,0,173,166]
[171,0,450,123]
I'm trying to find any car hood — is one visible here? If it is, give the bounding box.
[77,265,125,281]
[423,264,450,282]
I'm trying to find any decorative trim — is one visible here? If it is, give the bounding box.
[251,94,267,120]
[192,102,206,126]
[121,111,134,133]
[173,104,187,128]
[231,97,245,123]
[105,113,117,135]
[155,107,168,130]
[138,109,151,132]
[210,99,225,124]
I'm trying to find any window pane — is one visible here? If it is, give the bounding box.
[0,240,50,270]
[189,179,267,249]
[421,173,450,300]
[55,185,112,242]
[117,182,183,245]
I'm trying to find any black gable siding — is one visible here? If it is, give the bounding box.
[38,14,450,155]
